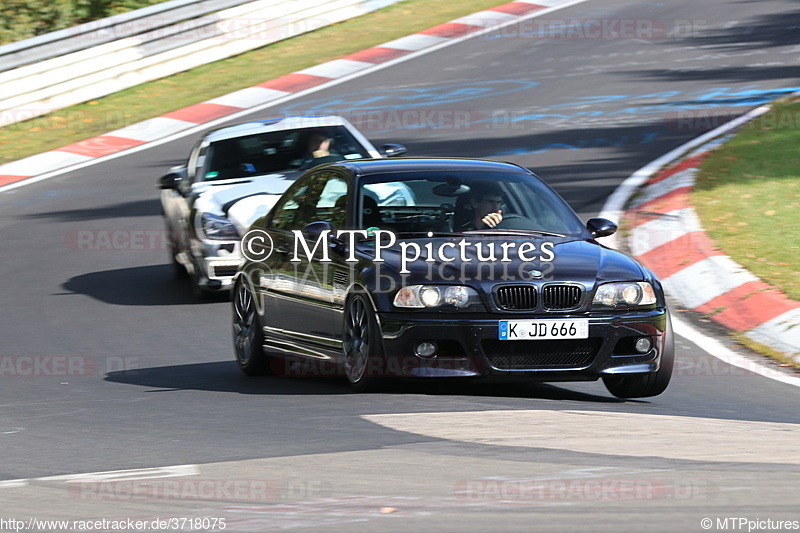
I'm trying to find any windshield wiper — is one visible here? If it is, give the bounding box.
[463,229,567,238]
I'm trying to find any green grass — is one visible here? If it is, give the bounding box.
[0,0,506,164]
[0,0,173,45]
[733,333,800,371]
[693,100,800,302]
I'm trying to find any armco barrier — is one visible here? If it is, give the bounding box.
[0,0,399,128]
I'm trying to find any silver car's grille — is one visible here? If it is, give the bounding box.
[213,265,238,278]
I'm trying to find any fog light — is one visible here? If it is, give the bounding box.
[415,342,437,357]
[635,337,652,353]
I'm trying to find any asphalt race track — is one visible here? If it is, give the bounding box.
[1,0,800,531]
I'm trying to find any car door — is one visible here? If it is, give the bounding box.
[260,169,351,358]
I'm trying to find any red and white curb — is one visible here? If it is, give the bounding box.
[0,0,585,192]
[611,107,800,364]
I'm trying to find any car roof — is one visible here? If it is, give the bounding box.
[341,157,533,176]
[204,115,349,143]
[332,157,533,176]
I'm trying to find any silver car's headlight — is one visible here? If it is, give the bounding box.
[200,213,239,241]
[394,285,482,309]
[593,282,657,307]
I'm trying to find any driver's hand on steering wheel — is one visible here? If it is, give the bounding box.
[481,209,503,228]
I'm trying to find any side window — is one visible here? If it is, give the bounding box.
[269,180,313,231]
[314,175,349,230]
[269,172,350,231]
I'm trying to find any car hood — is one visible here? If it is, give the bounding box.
[192,172,300,233]
[358,236,646,289]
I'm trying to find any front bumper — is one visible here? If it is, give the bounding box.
[192,240,241,291]
[373,309,669,380]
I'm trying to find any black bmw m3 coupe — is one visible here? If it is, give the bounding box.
[232,158,673,398]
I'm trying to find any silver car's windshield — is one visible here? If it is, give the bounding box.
[202,126,370,181]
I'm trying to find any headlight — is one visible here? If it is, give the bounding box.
[394,285,482,309]
[592,282,657,307]
[200,213,239,241]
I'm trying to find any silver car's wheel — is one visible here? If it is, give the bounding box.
[166,225,188,279]
[232,279,271,375]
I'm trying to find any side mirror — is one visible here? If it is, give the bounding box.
[303,221,339,242]
[157,168,186,190]
[380,143,407,158]
[586,217,617,238]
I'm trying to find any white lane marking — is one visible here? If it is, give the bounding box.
[206,87,290,109]
[742,309,800,364]
[297,59,374,79]
[452,10,518,28]
[105,116,197,142]
[363,410,800,464]
[0,479,28,488]
[529,0,575,5]
[629,168,697,209]
[0,464,199,489]
[597,90,800,389]
[380,34,449,51]
[0,0,590,195]
[0,151,92,176]
[36,464,199,482]
[597,104,773,250]
[672,314,800,388]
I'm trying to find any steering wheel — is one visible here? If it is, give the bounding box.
[494,213,532,230]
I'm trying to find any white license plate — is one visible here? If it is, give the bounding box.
[498,319,589,341]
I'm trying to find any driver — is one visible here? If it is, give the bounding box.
[297,132,343,170]
[459,182,503,231]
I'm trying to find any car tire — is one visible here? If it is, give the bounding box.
[189,269,213,300]
[602,314,675,399]
[167,226,188,279]
[232,278,272,375]
[342,293,384,392]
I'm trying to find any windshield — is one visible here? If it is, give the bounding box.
[202,126,371,181]
[358,170,586,236]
